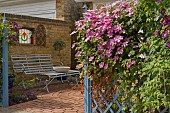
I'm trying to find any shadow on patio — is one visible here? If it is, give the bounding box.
[8,83,84,113]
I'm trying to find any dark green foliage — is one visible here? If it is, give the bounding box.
[53,39,66,52]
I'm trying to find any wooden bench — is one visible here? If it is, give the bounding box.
[11,54,80,92]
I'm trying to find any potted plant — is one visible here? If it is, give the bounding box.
[8,74,15,89]
[53,39,66,62]
[53,39,67,80]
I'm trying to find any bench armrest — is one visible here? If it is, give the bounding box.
[53,61,64,66]
[22,64,27,72]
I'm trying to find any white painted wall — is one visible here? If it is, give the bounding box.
[0,0,56,19]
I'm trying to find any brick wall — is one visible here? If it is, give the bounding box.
[6,14,72,73]
[6,0,83,71]
[56,0,83,69]
[56,0,82,23]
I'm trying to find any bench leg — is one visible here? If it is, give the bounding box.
[35,77,41,87]
[22,75,27,89]
[22,79,26,89]
[71,75,79,87]
[60,76,64,83]
[44,77,55,93]
[75,75,79,86]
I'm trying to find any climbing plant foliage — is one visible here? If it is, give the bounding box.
[0,14,17,73]
[72,0,170,112]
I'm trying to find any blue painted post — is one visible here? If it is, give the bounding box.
[84,61,92,113]
[83,3,92,113]
[2,13,9,106]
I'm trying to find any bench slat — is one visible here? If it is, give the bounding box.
[11,54,53,73]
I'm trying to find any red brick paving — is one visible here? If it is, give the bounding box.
[9,83,84,113]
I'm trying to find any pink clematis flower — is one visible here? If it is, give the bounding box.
[128,53,131,57]
[76,62,83,69]
[127,60,136,68]
[166,42,170,48]
[70,31,77,35]
[117,47,123,54]
[125,8,133,17]
[114,35,123,43]
[161,16,170,26]
[112,8,120,14]
[99,62,105,68]
[113,24,122,33]
[104,64,108,70]
[157,0,162,3]
[126,12,133,17]
[89,56,94,62]
[71,43,76,49]
[162,30,169,39]
[119,2,129,9]
[75,51,81,57]
[114,56,119,60]
[97,45,104,54]
[113,13,120,18]
[125,8,132,13]
[102,41,107,47]
[75,20,83,27]
[106,49,112,58]
[122,41,129,47]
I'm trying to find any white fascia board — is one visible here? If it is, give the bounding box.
[0,0,52,7]
[0,0,56,19]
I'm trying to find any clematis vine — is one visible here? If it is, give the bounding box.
[152,5,170,49]
[12,22,22,29]
[72,0,139,70]
[72,0,170,111]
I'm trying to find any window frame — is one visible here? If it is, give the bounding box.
[17,27,35,46]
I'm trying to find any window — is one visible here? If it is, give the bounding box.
[12,24,46,46]
[19,29,34,44]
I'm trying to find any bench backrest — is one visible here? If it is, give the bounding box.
[11,54,54,74]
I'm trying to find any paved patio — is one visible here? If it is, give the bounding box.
[2,82,84,113]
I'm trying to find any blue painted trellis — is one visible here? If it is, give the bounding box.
[84,73,170,113]
[91,76,134,113]
[0,13,9,106]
